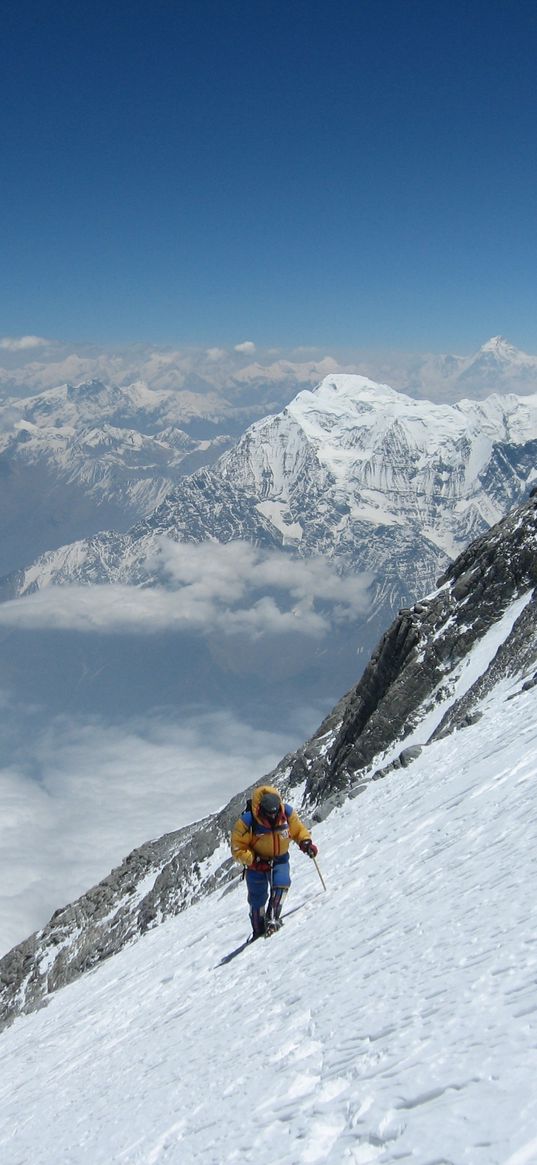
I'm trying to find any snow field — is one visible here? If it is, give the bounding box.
[1,678,537,1163]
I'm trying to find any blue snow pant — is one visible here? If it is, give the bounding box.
[246,854,290,936]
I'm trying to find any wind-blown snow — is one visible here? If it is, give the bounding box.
[1,672,537,1162]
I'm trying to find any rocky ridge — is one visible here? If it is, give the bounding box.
[1,492,536,1030]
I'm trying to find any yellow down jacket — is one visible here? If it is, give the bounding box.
[230,784,311,868]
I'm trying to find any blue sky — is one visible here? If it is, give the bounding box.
[2,0,537,352]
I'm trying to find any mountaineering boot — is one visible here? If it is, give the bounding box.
[264,918,283,938]
[250,907,266,940]
[267,887,287,922]
[265,887,288,937]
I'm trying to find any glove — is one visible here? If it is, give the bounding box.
[250,856,272,872]
[300,839,318,859]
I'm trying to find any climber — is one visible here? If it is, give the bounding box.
[230,784,318,939]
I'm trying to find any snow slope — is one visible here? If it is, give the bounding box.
[1,669,537,1163]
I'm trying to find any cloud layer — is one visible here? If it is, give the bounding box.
[0,541,373,953]
[0,707,315,956]
[0,335,50,351]
[0,541,372,641]
[0,337,341,397]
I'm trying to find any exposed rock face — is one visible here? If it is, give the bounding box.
[307,496,537,795]
[1,494,536,1030]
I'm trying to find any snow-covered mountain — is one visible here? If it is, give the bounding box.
[2,338,536,575]
[0,379,233,575]
[4,374,536,649]
[365,335,537,401]
[0,496,536,1165]
[2,489,536,1030]
[218,373,537,569]
[432,334,537,397]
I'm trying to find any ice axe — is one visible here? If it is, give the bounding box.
[313,855,327,891]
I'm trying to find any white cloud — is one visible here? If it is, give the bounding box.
[222,595,328,638]
[0,584,217,635]
[0,543,373,954]
[0,542,372,640]
[205,347,228,362]
[234,340,256,354]
[0,707,315,955]
[0,335,50,351]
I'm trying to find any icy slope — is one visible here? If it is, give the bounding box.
[1,678,537,1164]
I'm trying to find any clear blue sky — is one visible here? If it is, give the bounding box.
[2,0,537,352]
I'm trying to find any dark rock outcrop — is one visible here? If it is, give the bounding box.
[301,494,537,798]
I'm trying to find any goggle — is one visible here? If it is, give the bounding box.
[260,806,280,824]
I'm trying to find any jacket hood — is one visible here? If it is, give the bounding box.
[252,784,283,822]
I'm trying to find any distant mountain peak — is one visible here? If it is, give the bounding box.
[482,335,511,350]
[450,336,537,390]
[66,377,109,397]
[477,336,530,362]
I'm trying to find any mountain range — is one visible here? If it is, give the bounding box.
[2,335,537,578]
[1,354,537,962]
[0,378,236,576]
[1,339,536,1161]
[3,373,536,661]
[3,334,537,403]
